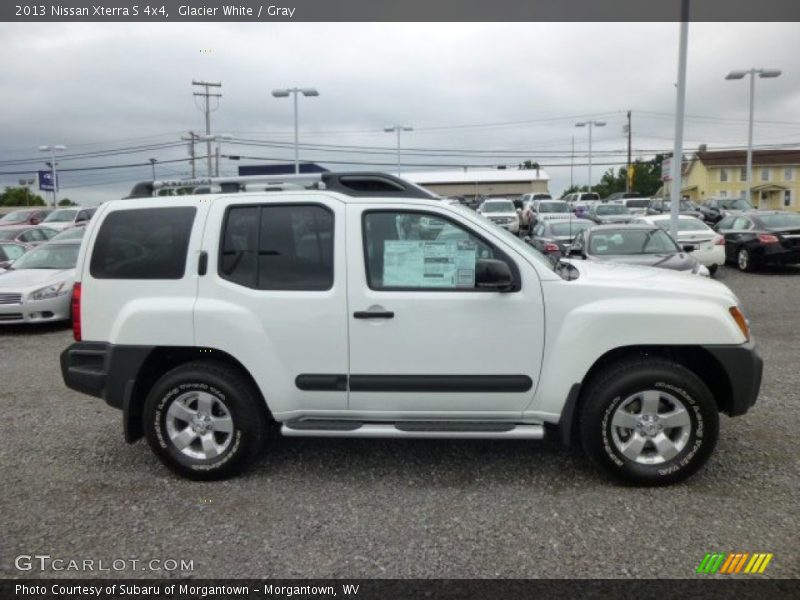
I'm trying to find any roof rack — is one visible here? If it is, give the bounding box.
[124,172,438,200]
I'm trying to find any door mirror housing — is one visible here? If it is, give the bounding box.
[682,244,696,253]
[475,259,515,292]
[567,247,584,258]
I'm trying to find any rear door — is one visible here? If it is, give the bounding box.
[195,194,349,417]
[345,203,544,416]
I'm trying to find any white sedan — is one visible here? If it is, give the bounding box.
[0,240,80,324]
[631,214,725,275]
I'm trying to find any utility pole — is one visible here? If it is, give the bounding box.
[182,131,199,178]
[570,135,574,188]
[192,80,222,177]
[626,110,632,192]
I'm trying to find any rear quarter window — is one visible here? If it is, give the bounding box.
[90,207,196,279]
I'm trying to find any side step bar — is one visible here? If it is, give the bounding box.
[281,421,544,440]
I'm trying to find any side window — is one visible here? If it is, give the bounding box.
[732,217,751,231]
[220,204,333,291]
[363,211,512,291]
[76,210,89,222]
[20,230,41,242]
[40,229,57,240]
[90,207,196,279]
[716,216,735,230]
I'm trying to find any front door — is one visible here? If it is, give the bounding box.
[346,204,544,417]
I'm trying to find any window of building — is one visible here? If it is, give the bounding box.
[739,168,747,182]
[90,207,196,279]
[719,190,728,198]
[719,169,728,182]
[760,168,770,182]
[219,204,334,291]
[785,190,793,207]
[785,167,795,182]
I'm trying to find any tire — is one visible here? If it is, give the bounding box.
[707,264,718,277]
[579,358,719,485]
[737,247,756,272]
[143,361,269,480]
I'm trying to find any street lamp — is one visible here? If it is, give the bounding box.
[725,68,782,207]
[574,121,605,193]
[384,125,413,175]
[272,87,319,174]
[148,158,157,180]
[38,144,67,207]
[18,178,35,207]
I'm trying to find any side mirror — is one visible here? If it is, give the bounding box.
[682,244,696,253]
[475,259,515,292]
[523,236,532,243]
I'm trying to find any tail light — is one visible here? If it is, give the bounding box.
[714,235,725,245]
[757,233,779,244]
[544,242,560,253]
[71,282,82,341]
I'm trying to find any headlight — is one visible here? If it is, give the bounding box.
[30,282,70,300]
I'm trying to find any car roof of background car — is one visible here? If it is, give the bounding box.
[589,224,659,232]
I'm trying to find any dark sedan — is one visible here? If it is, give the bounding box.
[0,208,50,227]
[585,203,633,225]
[647,198,704,220]
[697,197,754,225]
[528,218,594,260]
[715,211,800,271]
[566,224,707,276]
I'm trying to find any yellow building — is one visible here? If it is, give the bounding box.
[664,147,800,211]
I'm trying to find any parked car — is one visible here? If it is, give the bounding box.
[0,208,50,227]
[563,192,600,207]
[647,198,704,220]
[523,200,572,231]
[715,211,800,271]
[613,198,652,216]
[47,225,88,243]
[529,217,594,261]
[696,198,754,225]
[585,203,634,225]
[566,224,708,276]
[476,198,520,233]
[61,171,761,485]
[0,239,80,324]
[0,225,58,246]
[605,192,644,201]
[632,215,725,275]
[0,241,30,269]
[41,207,96,231]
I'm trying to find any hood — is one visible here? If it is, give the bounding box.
[587,252,697,272]
[484,212,518,219]
[0,268,75,291]
[540,213,572,220]
[596,214,633,223]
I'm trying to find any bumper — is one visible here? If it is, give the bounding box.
[0,294,71,324]
[60,342,153,409]
[692,245,725,269]
[702,339,763,417]
[759,246,800,265]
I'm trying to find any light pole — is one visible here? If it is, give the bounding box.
[197,134,233,177]
[574,121,605,193]
[149,158,157,180]
[38,144,67,207]
[18,178,34,206]
[272,87,319,174]
[725,68,782,207]
[384,125,413,175]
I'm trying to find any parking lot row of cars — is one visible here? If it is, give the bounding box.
[0,207,92,325]
[460,193,800,277]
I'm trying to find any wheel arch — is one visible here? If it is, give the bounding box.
[558,344,733,447]
[124,346,271,443]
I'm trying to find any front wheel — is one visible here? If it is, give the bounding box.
[143,361,269,480]
[579,359,719,485]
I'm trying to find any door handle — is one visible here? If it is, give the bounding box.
[354,310,394,319]
[198,251,208,275]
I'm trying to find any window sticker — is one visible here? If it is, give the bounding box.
[383,240,476,288]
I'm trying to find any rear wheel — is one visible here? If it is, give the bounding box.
[143,361,269,480]
[738,247,756,272]
[579,359,719,485]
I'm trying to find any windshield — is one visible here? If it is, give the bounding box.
[482,201,514,213]
[625,199,651,208]
[0,229,24,240]
[581,193,600,201]
[538,201,569,213]
[49,227,87,242]
[43,209,77,223]
[11,243,79,270]
[589,229,679,255]
[533,194,552,200]
[1,210,32,222]
[759,213,800,229]
[550,221,591,236]
[655,218,709,232]
[720,199,753,210]
[596,204,630,215]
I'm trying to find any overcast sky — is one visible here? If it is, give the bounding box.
[1,22,798,205]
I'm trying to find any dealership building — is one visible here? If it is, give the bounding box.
[402,168,550,200]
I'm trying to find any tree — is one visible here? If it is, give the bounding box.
[0,186,46,207]
[58,198,78,206]
[518,160,541,178]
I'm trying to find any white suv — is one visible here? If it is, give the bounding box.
[61,172,762,484]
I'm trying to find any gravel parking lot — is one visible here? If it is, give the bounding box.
[2,265,799,579]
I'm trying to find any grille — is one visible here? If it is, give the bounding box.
[0,313,23,321]
[0,293,22,305]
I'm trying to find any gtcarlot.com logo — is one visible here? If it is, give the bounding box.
[15,554,194,572]
[696,552,773,574]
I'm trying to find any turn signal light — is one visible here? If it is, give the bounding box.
[758,233,779,244]
[729,306,750,342]
[714,235,725,245]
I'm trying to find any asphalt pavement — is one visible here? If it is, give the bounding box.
[1,265,798,579]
